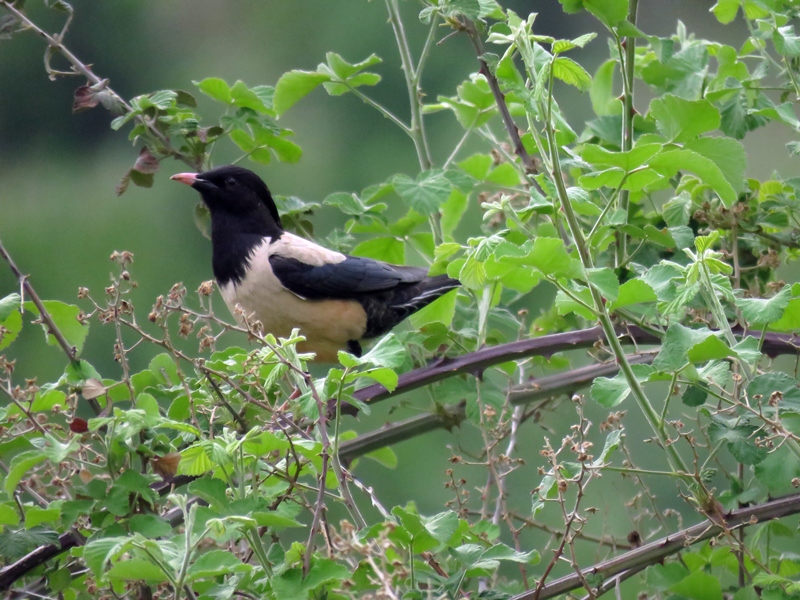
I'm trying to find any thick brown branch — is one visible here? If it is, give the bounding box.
[519,491,800,600]
[342,326,800,417]
[339,352,656,462]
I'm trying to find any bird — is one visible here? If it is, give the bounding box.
[171,165,460,362]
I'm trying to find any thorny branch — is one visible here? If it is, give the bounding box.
[515,491,800,600]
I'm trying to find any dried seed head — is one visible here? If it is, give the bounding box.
[197,280,214,296]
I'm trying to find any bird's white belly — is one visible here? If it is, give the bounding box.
[218,240,366,361]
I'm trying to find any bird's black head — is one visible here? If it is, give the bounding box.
[171,165,283,231]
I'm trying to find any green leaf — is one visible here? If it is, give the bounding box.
[663,192,692,227]
[650,148,737,206]
[684,136,746,196]
[324,52,382,80]
[179,444,214,476]
[581,142,663,172]
[230,80,270,113]
[0,294,22,351]
[458,154,493,179]
[352,236,404,264]
[682,384,708,407]
[24,300,89,355]
[410,289,457,328]
[129,514,173,538]
[0,293,20,321]
[591,373,631,407]
[747,372,800,406]
[653,325,730,372]
[593,429,623,466]
[608,279,657,310]
[424,511,459,543]
[671,571,723,600]
[64,359,102,385]
[107,558,169,583]
[358,367,398,392]
[708,418,768,465]
[552,56,592,91]
[392,171,452,215]
[194,77,232,104]
[361,334,406,369]
[773,25,800,57]
[252,511,304,529]
[364,445,398,469]
[711,0,739,23]
[559,0,627,26]
[5,451,46,496]
[649,95,720,142]
[441,190,469,238]
[188,477,229,508]
[590,59,619,117]
[24,506,60,529]
[736,286,792,327]
[527,237,574,277]
[0,503,20,526]
[587,267,619,301]
[272,559,350,600]
[556,287,595,320]
[188,550,251,580]
[273,70,330,115]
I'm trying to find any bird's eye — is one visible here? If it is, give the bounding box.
[225,177,237,187]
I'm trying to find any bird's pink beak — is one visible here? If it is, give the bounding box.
[170,172,198,186]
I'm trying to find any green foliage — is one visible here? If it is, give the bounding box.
[5,1,800,599]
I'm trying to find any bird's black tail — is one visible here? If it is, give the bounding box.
[360,274,460,338]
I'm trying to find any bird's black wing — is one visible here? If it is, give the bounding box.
[269,254,426,301]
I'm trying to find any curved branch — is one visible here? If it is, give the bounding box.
[519,491,800,600]
[339,352,657,462]
[342,326,800,417]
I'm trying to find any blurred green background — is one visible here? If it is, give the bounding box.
[2,0,799,585]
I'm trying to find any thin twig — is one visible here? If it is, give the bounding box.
[0,238,77,362]
[459,17,536,173]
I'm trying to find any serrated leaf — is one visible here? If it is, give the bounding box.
[392,171,452,215]
[273,70,330,115]
[107,558,169,583]
[591,373,631,407]
[0,294,22,351]
[360,334,406,369]
[736,286,792,327]
[527,237,573,277]
[352,236,404,264]
[188,550,251,580]
[194,77,232,104]
[649,95,720,143]
[587,267,619,301]
[590,59,619,117]
[650,148,737,206]
[552,56,592,91]
[712,0,739,23]
[5,451,46,496]
[684,136,746,196]
[410,289,457,328]
[709,419,768,466]
[24,300,89,355]
[653,324,730,372]
[608,279,657,310]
